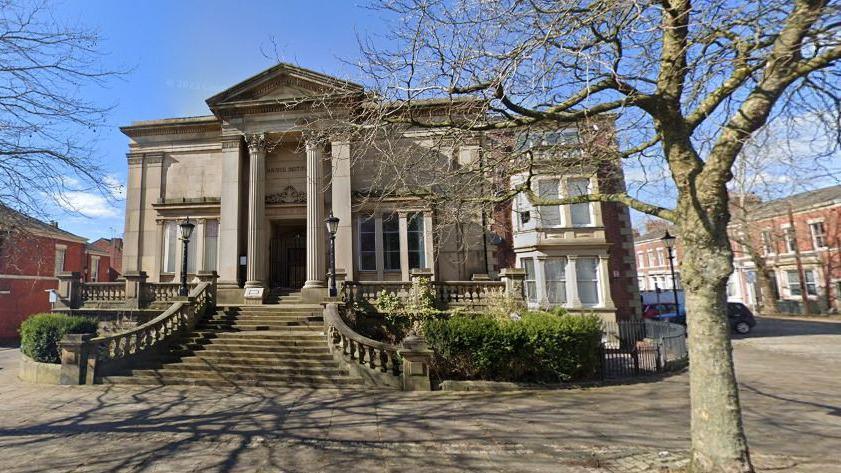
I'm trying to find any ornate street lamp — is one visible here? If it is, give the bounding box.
[661,230,680,320]
[178,218,195,296]
[325,211,340,297]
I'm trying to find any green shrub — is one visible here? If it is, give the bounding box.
[423,311,602,383]
[20,313,98,364]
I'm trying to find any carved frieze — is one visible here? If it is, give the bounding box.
[266,185,306,204]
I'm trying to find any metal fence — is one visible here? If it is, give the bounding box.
[599,320,688,379]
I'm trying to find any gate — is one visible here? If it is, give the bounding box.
[270,229,306,289]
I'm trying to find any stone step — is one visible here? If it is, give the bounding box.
[156,362,347,376]
[222,304,322,310]
[203,317,323,325]
[101,374,362,388]
[190,330,325,340]
[121,369,362,385]
[196,323,324,332]
[170,352,335,364]
[182,339,327,350]
[179,344,331,354]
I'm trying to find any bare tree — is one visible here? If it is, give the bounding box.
[0,0,122,221]
[314,1,841,471]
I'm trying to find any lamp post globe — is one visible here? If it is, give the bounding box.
[325,211,340,297]
[178,218,195,296]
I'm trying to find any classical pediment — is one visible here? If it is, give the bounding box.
[206,63,364,112]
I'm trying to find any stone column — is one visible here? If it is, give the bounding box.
[566,255,581,308]
[599,254,615,309]
[244,133,267,289]
[330,139,355,281]
[217,134,244,301]
[59,333,95,385]
[303,139,327,297]
[122,154,144,273]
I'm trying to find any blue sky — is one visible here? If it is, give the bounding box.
[50,0,386,240]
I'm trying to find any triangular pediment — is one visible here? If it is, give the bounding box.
[206,63,364,109]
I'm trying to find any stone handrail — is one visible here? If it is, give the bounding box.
[433,281,504,306]
[81,282,126,302]
[323,302,403,389]
[146,282,186,304]
[342,281,412,303]
[60,282,214,384]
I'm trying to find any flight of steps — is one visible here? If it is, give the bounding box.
[101,291,364,388]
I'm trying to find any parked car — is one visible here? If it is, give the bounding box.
[655,302,757,334]
[727,302,757,334]
[643,303,678,319]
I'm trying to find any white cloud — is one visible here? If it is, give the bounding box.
[103,174,126,200]
[56,191,121,218]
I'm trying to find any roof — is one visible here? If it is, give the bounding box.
[748,184,841,220]
[635,224,679,244]
[0,204,88,243]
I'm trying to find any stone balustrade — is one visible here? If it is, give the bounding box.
[341,278,512,308]
[59,280,216,384]
[81,282,126,303]
[55,271,218,310]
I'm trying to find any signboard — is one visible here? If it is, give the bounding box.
[244,287,264,298]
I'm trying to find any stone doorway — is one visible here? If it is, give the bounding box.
[270,221,306,290]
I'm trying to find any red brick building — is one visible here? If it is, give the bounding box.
[633,221,682,294]
[729,185,841,314]
[0,206,113,339]
[89,237,124,281]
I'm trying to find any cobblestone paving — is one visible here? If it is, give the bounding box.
[0,316,839,472]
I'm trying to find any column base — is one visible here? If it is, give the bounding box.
[301,286,328,303]
[244,280,265,289]
[216,281,243,305]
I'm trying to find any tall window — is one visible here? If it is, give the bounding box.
[407,213,425,270]
[810,222,826,249]
[163,222,177,273]
[784,227,797,253]
[576,257,600,306]
[522,258,537,302]
[186,227,197,274]
[545,257,567,304]
[382,213,401,271]
[761,230,773,255]
[787,270,817,297]
[637,252,645,269]
[537,179,561,226]
[647,250,656,267]
[567,178,592,226]
[54,246,66,275]
[90,256,100,282]
[358,215,376,271]
[204,220,219,271]
[656,248,665,267]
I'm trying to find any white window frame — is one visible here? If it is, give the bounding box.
[637,251,645,269]
[656,248,665,267]
[761,229,774,255]
[782,225,797,253]
[162,221,178,274]
[567,177,594,227]
[54,244,67,276]
[575,256,601,307]
[536,178,563,228]
[90,255,100,282]
[522,257,537,303]
[544,257,567,305]
[809,221,826,249]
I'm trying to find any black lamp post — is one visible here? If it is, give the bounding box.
[325,211,340,297]
[661,230,680,318]
[178,218,195,296]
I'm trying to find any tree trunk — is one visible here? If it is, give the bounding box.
[678,200,754,473]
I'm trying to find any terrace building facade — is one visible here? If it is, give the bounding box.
[120,63,639,320]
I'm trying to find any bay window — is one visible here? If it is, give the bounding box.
[522,258,537,302]
[544,257,567,304]
[567,178,592,226]
[537,179,561,226]
[576,257,600,306]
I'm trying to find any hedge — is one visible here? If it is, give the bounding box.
[20,313,98,364]
[423,312,602,383]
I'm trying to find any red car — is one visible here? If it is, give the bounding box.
[643,303,678,319]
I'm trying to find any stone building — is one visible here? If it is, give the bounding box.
[633,221,682,293]
[120,63,638,319]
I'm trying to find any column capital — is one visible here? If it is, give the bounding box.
[305,138,326,154]
[245,133,268,154]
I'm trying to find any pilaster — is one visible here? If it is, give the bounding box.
[330,138,355,281]
[218,134,244,289]
[398,212,410,281]
[599,254,615,309]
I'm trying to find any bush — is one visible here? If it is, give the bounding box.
[423,311,602,383]
[20,313,98,364]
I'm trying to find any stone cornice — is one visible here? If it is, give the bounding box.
[126,152,165,165]
[120,116,221,138]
